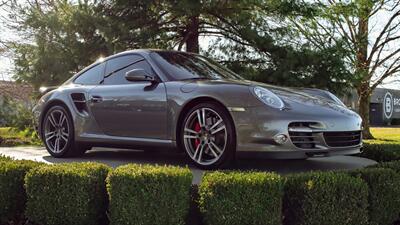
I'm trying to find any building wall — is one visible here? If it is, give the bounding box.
[340,88,400,126]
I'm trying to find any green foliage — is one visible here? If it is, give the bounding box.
[0,96,37,133]
[8,0,351,96]
[0,96,41,146]
[0,127,41,147]
[199,171,284,225]
[12,1,112,89]
[349,168,400,225]
[283,171,369,225]
[107,164,192,225]
[224,44,352,95]
[0,154,11,161]
[25,162,111,225]
[371,160,400,173]
[360,141,400,162]
[0,160,43,224]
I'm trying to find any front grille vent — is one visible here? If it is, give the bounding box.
[288,122,322,149]
[323,131,361,147]
[289,131,319,149]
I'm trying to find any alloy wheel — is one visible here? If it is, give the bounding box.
[44,109,70,153]
[183,107,227,166]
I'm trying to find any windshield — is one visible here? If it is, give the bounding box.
[150,51,244,81]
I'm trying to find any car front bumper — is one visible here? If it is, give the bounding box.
[230,105,363,159]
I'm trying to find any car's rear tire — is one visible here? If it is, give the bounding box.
[180,102,236,169]
[42,105,86,157]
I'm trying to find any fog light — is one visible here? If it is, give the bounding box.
[274,134,288,144]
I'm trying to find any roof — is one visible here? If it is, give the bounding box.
[0,81,34,102]
[106,49,196,60]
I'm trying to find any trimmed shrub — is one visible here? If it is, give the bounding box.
[0,154,11,161]
[0,159,43,224]
[283,171,369,225]
[349,168,400,225]
[107,164,192,225]
[199,171,284,225]
[25,162,110,225]
[361,141,400,162]
[371,160,400,172]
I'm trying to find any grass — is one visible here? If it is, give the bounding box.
[0,127,22,139]
[0,127,41,147]
[370,127,400,143]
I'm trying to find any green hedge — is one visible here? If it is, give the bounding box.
[0,160,42,224]
[107,164,192,225]
[283,171,369,225]
[371,160,400,172]
[0,154,11,161]
[349,168,400,225]
[25,162,110,225]
[199,171,283,225]
[361,141,400,162]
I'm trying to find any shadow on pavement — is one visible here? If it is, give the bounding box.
[1,146,377,184]
[42,147,377,173]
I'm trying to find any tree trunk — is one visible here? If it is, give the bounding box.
[357,87,374,139]
[355,3,373,139]
[185,15,200,53]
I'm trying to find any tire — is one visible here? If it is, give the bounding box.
[41,105,86,157]
[180,102,236,169]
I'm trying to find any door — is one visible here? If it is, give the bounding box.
[88,54,168,139]
[370,103,383,126]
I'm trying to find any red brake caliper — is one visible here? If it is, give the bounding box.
[194,122,201,148]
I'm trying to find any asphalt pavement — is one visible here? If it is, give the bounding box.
[0,146,377,184]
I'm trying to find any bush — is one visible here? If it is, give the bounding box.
[283,171,369,225]
[0,97,36,132]
[0,154,11,161]
[0,127,41,147]
[107,164,192,225]
[371,160,400,172]
[360,141,400,162]
[0,159,43,224]
[25,162,110,225]
[199,171,284,225]
[349,168,400,225]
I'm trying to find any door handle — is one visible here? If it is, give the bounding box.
[90,96,103,103]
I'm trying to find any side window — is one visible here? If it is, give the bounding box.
[103,55,154,85]
[74,63,105,85]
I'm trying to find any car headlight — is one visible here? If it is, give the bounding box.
[326,91,346,107]
[253,86,284,109]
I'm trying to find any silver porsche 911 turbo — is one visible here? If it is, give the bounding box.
[33,49,362,169]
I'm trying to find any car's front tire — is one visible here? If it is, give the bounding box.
[180,102,236,169]
[42,105,86,157]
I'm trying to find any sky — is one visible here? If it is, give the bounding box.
[0,2,399,90]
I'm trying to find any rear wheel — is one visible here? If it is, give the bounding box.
[42,105,86,157]
[181,102,236,169]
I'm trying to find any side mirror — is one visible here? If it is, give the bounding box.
[125,69,156,83]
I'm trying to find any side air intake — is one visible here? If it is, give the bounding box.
[71,93,88,114]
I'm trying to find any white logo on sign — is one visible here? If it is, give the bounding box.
[384,92,393,119]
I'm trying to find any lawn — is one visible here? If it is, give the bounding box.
[0,127,21,139]
[370,127,400,142]
[0,127,41,147]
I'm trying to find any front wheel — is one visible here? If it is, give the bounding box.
[42,105,85,157]
[180,102,236,169]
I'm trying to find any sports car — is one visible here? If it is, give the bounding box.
[33,49,362,169]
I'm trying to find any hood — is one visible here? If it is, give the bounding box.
[195,78,336,105]
[188,78,357,117]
